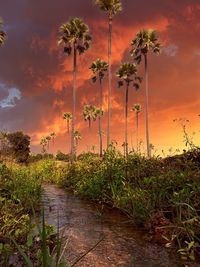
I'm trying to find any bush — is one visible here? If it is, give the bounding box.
[56,151,70,161]
[51,146,200,259]
[0,163,42,243]
[29,153,54,163]
[7,132,30,163]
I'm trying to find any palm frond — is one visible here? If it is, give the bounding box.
[130,29,161,63]
[90,58,108,81]
[0,17,6,47]
[95,0,122,17]
[58,17,92,56]
[116,62,142,90]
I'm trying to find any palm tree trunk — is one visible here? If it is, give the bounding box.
[67,121,70,134]
[99,78,103,157]
[107,16,112,148]
[72,43,77,159]
[144,53,151,158]
[125,83,129,157]
[136,113,139,152]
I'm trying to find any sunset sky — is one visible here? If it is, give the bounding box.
[0,0,199,155]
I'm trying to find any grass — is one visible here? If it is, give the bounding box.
[39,146,200,261]
[0,161,68,266]
[0,161,42,265]
[0,145,200,262]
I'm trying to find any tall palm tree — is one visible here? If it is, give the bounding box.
[90,58,108,156]
[94,107,104,156]
[58,18,92,158]
[130,29,161,158]
[40,137,48,154]
[0,18,6,47]
[83,104,98,128]
[63,112,72,134]
[50,132,56,146]
[132,103,142,152]
[46,135,52,151]
[74,130,82,146]
[95,0,122,148]
[116,63,142,157]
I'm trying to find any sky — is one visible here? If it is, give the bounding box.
[0,0,200,155]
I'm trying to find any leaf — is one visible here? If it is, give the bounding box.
[26,233,33,248]
[91,76,97,83]
[189,253,195,261]
[11,238,34,267]
[118,81,123,88]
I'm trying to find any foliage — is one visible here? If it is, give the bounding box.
[29,153,54,163]
[95,0,122,17]
[7,132,30,163]
[130,29,161,63]
[0,162,42,265]
[132,103,142,113]
[56,151,70,162]
[83,104,99,128]
[0,131,31,163]
[43,146,200,260]
[90,58,108,82]
[58,17,92,55]
[116,62,142,89]
[12,209,66,267]
[63,112,72,134]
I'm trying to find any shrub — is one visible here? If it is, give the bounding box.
[56,151,70,161]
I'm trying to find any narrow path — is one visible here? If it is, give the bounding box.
[42,184,181,267]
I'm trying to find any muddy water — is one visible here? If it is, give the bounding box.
[41,184,183,267]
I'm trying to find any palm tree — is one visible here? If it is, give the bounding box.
[116,63,142,157]
[63,112,72,134]
[130,29,161,158]
[90,58,108,156]
[132,104,142,152]
[40,137,48,154]
[94,107,104,156]
[0,18,6,47]
[58,18,92,158]
[95,0,122,148]
[46,135,52,151]
[74,130,82,146]
[83,104,98,128]
[50,132,56,146]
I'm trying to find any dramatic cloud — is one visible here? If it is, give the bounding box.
[0,84,21,108]
[0,0,199,154]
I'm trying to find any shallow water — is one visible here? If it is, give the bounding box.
[41,184,195,267]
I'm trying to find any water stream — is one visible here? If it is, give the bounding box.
[41,184,191,267]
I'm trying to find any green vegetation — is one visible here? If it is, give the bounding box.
[0,162,42,265]
[0,161,69,266]
[0,131,30,163]
[0,139,200,262]
[83,104,98,129]
[35,145,200,261]
[12,209,66,267]
[0,1,199,264]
